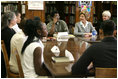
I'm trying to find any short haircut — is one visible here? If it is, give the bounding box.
[100,20,116,36]
[34,16,40,21]
[79,11,89,20]
[1,12,15,30]
[51,11,59,17]
[102,10,111,18]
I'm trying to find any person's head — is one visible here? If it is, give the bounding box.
[102,10,111,21]
[51,11,60,20]
[22,19,48,54]
[34,16,40,21]
[24,19,48,38]
[1,12,17,29]
[14,11,21,23]
[41,23,48,37]
[19,19,26,31]
[79,11,88,22]
[99,20,116,39]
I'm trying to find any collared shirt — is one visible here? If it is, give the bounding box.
[74,21,97,36]
[80,21,89,29]
[22,37,44,78]
[47,20,69,33]
[9,31,27,73]
[12,24,22,33]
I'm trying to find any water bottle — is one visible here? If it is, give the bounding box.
[92,30,97,41]
[92,30,97,36]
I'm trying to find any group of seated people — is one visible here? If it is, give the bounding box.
[1,10,117,78]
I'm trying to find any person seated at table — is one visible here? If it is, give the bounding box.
[9,19,27,74]
[21,19,48,78]
[12,11,22,33]
[102,10,117,38]
[99,10,117,38]
[1,12,17,78]
[74,11,97,37]
[47,11,69,36]
[72,20,117,76]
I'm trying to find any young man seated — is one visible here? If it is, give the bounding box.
[71,20,117,76]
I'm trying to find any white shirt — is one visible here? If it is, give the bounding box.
[9,31,27,73]
[22,38,44,78]
[80,21,89,29]
[12,24,22,33]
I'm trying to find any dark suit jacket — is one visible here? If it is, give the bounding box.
[1,27,16,59]
[1,27,15,78]
[72,37,117,75]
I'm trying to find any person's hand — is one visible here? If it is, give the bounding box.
[53,17,58,24]
[87,62,93,70]
[84,33,92,37]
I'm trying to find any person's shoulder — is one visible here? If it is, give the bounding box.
[11,31,25,42]
[89,42,104,50]
[59,20,66,23]
[75,22,80,25]
[1,27,8,32]
[47,21,53,25]
[87,21,92,24]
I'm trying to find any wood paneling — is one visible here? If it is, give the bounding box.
[25,1,45,22]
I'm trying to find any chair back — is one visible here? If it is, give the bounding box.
[95,67,117,78]
[15,51,24,78]
[1,40,10,76]
[1,40,19,78]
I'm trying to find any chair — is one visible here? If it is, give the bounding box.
[95,67,117,78]
[15,50,24,78]
[1,40,19,78]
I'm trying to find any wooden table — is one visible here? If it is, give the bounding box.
[43,37,93,77]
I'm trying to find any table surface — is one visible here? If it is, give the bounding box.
[43,37,99,77]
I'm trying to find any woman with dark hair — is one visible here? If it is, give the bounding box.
[21,19,48,78]
[12,11,22,33]
[74,11,97,37]
[1,12,17,78]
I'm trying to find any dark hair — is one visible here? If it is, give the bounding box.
[51,11,59,17]
[14,11,20,16]
[100,20,116,36]
[19,19,26,30]
[79,12,87,19]
[34,16,40,21]
[1,12,15,30]
[21,19,43,54]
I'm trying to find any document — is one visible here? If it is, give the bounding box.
[57,32,69,41]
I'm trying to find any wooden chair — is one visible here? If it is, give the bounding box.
[1,40,19,78]
[15,50,24,78]
[95,67,117,78]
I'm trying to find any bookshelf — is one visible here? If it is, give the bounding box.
[93,1,117,26]
[45,1,76,33]
[64,1,76,25]
[45,1,57,24]
[1,1,26,20]
[1,1,18,14]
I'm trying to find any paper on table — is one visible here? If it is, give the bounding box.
[57,32,69,41]
[51,46,60,53]
[58,32,68,36]
[65,50,74,61]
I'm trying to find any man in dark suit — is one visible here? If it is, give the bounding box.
[71,20,117,76]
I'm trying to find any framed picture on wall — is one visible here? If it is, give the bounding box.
[28,1,44,10]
